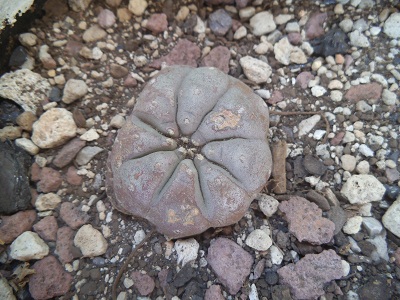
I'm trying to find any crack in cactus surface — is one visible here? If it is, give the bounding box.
[106,66,273,238]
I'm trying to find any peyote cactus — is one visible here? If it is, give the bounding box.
[106,66,272,238]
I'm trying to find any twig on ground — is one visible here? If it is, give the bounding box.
[269,110,331,144]
[112,227,156,300]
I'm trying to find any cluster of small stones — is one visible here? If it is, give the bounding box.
[0,0,399,299]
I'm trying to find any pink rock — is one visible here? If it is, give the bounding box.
[59,202,90,229]
[288,32,302,45]
[0,210,37,244]
[205,285,225,300]
[145,13,168,34]
[98,9,116,28]
[33,216,58,241]
[53,138,86,168]
[64,40,84,57]
[207,238,253,295]
[150,39,201,69]
[305,12,328,40]
[131,271,155,296]
[37,167,62,193]
[124,74,138,87]
[267,90,284,105]
[29,255,73,299]
[277,250,343,299]
[201,46,231,74]
[344,82,383,103]
[31,162,41,182]
[344,54,353,70]
[296,71,314,89]
[394,248,400,268]
[279,196,335,245]
[386,168,400,183]
[66,166,82,186]
[235,0,249,8]
[330,131,345,146]
[56,226,79,264]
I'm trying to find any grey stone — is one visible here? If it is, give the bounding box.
[208,9,232,36]
[362,217,383,238]
[384,13,400,38]
[382,197,400,238]
[250,11,276,36]
[75,146,104,165]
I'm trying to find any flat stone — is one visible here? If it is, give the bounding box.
[98,8,116,28]
[29,255,73,299]
[239,56,272,83]
[0,142,31,214]
[131,271,155,296]
[305,12,327,39]
[384,12,400,38]
[80,128,100,141]
[53,138,86,168]
[245,229,272,251]
[298,115,321,137]
[201,46,231,74]
[303,155,327,176]
[82,25,107,43]
[326,206,347,235]
[341,174,386,204]
[345,82,382,103]
[250,11,276,36]
[16,111,37,131]
[174,238,199,266]
[59,202,90,229]
[62,79,88,104]
[277,250,343,299]
[74,224,108,257]
[31,212,57,241]
[145,13,168,33]
[75,146,104,165]
[209,9,232,36]
[110,64,129,79]
[382,197,400,238]
[128,0,148,16]
[37,167,62,193]
[32,108,77,149]
[9,231,49,261]
[362,217,383,238]
[205,285,224,300]
[257,194,279,217]
[0,69,51,113]
[35,193,61,211]
[279,196,335,245]
[305,190,330,211]
[0,277,15,300]
[150,39,200,69]
[0,210,36,244]
[56,226,79,264]
[15,138,39,155]
[207,237,253,294]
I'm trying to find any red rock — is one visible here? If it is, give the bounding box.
[37,167,62,193]
[296,71,314,89]
[56,226,79,264]
[344,82,383,103]
[267,90,284,105]
[124,74,138,87]
[59,202,89,229]
[279,196,335,245]
[33,216,58,241]
[0,210,36,244]
[131,271,155,296]
[277,250,343,299]
[205,285,225,300]
[201,46,231,74]
[66,166,83,186]
[288,32,302,45]
[207,238,253,295]
[330,131,345,146]
[31,162,42,182]
[145,13,168,34]
[29,255,73,299]
[150,39,201,69]
[53,138,86,168]
[305,12,327,40]
[394,248,400,268]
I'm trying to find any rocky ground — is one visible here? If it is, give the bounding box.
[0,0,400,299]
